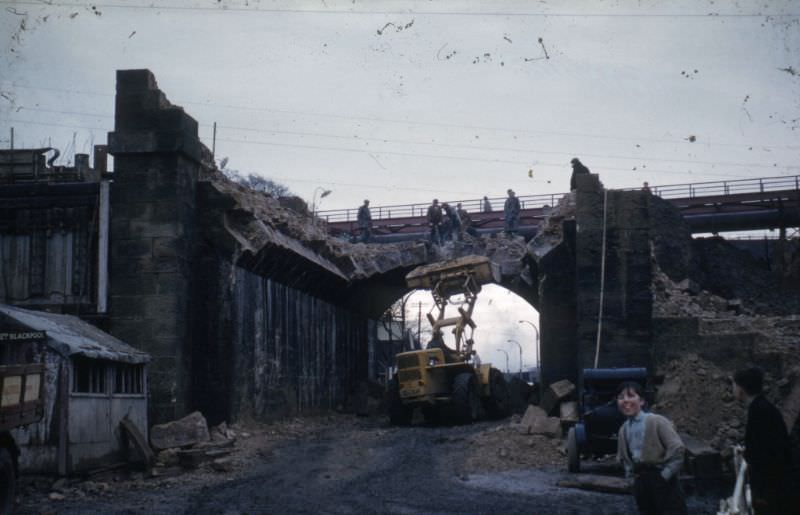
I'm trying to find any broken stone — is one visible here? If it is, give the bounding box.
[559,401,579,425]
[210,421,236,441]
[210,457,235,472]
[51,478,69,492]
[150,411,210,451]
[48,492,65,501]
[539,379,576,416]
[682,435,722,479]
[527,416,562,438]
[519,405,547,433]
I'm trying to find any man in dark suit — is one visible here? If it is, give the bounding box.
[733,367,794,514]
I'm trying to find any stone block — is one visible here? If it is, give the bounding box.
[117,69,159,94]
[531,416,562,438]
[109,317,155,345]
[110,273,160,296]
[540,379,576,416]
[152,237,179,259]
[150,411,209,452]
[520,405,547,431]
[559,401,579,425]
[144,295,179,319]
[681,435,722,479]
[134,255,178,274]
[129,220,180,239]
[114,238,152,259]
[112,294,151,318]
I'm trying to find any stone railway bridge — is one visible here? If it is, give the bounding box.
[106,70,798,426]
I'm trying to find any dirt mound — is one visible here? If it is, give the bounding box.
[691,236,800,315]
[463,422,564,473]
[652,354,745,449]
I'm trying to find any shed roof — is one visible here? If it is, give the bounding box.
[0,304,150,364]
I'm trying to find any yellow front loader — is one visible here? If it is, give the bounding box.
[387,256,511,425]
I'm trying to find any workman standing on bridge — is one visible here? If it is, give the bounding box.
[442,203,462,242]
[456,203,478,237]
[357,199,372,243]
[482,196,492,213]
[570,157,591,190]
[426,199,443,245]
[503,189,521,237]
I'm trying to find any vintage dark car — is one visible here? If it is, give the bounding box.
[566,367,650,473]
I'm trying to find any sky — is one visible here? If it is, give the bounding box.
[1,0,797,371]
[2,0,799,215]
[397,285,541,375]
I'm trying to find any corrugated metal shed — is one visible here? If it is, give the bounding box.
[0,304,149,364]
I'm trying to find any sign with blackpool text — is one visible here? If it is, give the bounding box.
[0,331,46,343]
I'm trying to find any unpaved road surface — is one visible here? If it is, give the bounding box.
[17,416,722,514]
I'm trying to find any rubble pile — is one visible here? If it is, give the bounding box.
[202,168,434,280]
[464,422,564,473]
[651,354,746,449]
[691,236,800,315]
[463,381,580,473]
[527,193,575,260]
[652,266,753,318]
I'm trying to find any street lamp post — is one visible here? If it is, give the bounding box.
[507,339,523,378]
[518,320,540,370]
[312,187,332,217]
[495,348,510,373]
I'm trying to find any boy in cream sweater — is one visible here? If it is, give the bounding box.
[616,381,687,515]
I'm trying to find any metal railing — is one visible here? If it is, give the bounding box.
[624,175,800,200]
[318,175,800,223]
[319,192,566,223]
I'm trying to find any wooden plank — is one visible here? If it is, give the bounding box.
[557,474,632,495]
[120,416,154,468]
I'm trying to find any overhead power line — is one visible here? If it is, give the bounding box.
[10,106,799,173]
[3,117,788,180]
[11,84,800,152]
[0,0,797,16]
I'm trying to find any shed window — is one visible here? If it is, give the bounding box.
[72,357,107,394]
[114,364,144,395]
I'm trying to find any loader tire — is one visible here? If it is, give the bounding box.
[0,446,15,515]
[484,368,511,419]
[387,378,413,426]
[453,372,480,424]
[567,427,580,473]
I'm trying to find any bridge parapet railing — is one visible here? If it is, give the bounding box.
[319,175,800,223]
[318,192,567,223]
[639,175,800,200]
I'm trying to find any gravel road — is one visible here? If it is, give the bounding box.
[17,416,723,514]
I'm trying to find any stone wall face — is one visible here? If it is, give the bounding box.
[108,70,201,423]
[574,176,655,374]
[108,69,370,425]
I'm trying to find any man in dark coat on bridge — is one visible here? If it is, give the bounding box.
[456,203,478,237]
[442,203,461,242]
[426,199,443,245]
[503,189,520,237]
[570,157,591,190]
[357,199,372,242]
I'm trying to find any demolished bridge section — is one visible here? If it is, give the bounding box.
[106,69,440,425]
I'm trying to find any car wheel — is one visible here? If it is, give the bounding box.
[567,427,580,473]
